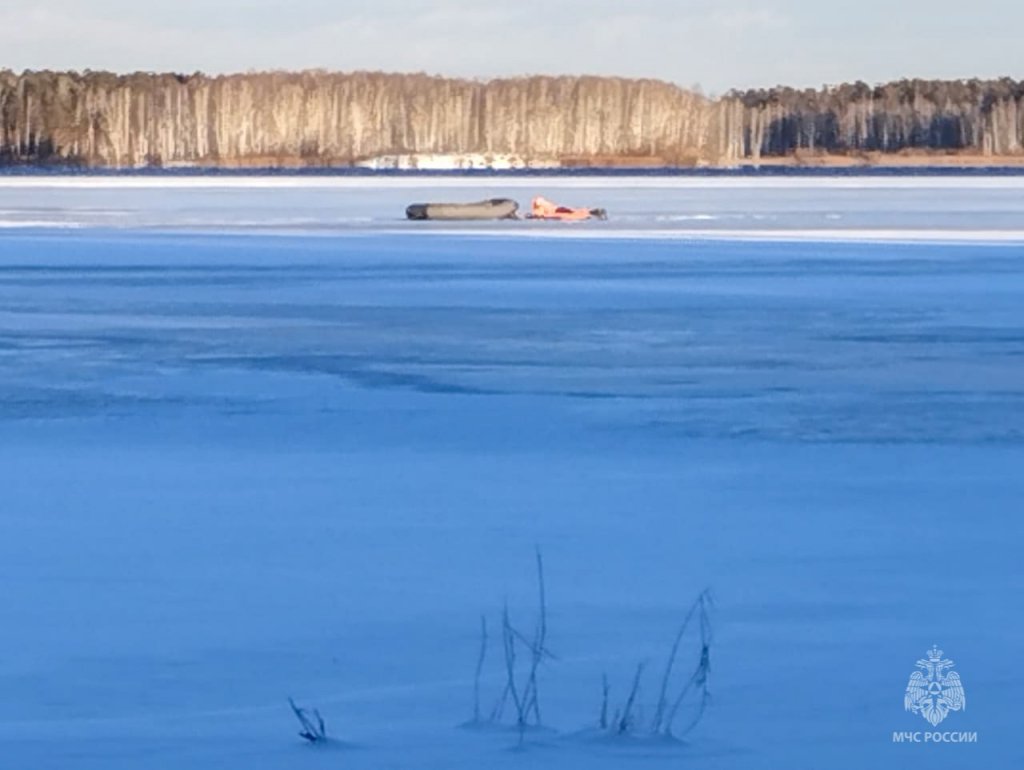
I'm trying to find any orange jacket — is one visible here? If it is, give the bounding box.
[531,196,594,221]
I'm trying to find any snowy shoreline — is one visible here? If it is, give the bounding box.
[3,174,1024,189]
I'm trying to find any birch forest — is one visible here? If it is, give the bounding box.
[1,69,1022,166]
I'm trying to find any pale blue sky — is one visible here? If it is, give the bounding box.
[0,0,1019,93]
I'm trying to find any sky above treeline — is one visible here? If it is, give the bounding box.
[1,0,1019,94]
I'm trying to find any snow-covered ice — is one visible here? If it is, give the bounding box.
[2,174,1024,241]
[0,177,1021,769]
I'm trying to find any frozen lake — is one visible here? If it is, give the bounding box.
[0,177,1021,768]
[4,173,1024,240]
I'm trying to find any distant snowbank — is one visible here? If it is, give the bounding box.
[0,220,83,229]
[355,153,560,170]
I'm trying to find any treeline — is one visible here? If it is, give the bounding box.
[0,70,708,167]
[1,69,1023,167]
[720,79,1024,159]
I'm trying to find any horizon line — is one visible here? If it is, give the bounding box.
[3,66,1021,95]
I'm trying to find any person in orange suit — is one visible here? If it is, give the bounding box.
[530,196,607,221]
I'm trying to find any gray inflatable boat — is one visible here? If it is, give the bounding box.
[406,198,519,221]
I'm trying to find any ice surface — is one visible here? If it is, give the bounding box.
[2,175,1024,241]
[0,178,1021,769]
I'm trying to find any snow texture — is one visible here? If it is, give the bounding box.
[0,177,1021,768]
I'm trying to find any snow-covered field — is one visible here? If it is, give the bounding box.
[1,177,1021,768]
